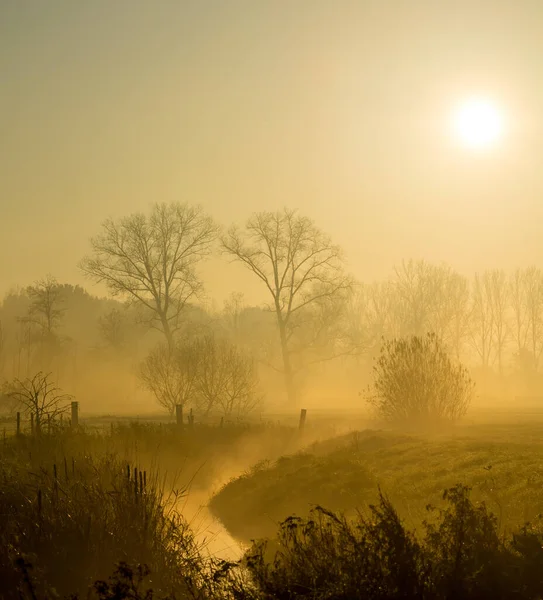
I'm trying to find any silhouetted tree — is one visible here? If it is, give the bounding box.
[468,270,509,373]
[485,269,510,374]
[140,335,261,417]
[25,275,65,338]
[80,203,218,349]
[7,372,72,432]
[15,276,66,372]
[139,340,202,414]
[222,292,246,345]
[510,267,543,371]
[222,208,353,406]
[194,335,262,418]
[468,273,495,370]
[353,282,401,351]
[99,308,127,351]
[391,260,470,353]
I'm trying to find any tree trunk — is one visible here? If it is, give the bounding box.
[276,316,297,407]
[160,313,174,351]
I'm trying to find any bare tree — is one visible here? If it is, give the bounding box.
[353,281,402,351]
[286,292,357,369]
[222,208,354,405]
[139,340,202,414]
[390,260,469,348]
[468,271,509,373]
[440,271,470,362]
[80,203,218,349]
[193,335,261,418]
[222,292,247,345]
[468,273,495,369]
[140,335,261,418]
[485,269,509,374]
[392,259,435,337]
[99,308,128,351]
[7,372,72,432]
[510,267,543,371]
[219,346,262,419]
[25,275,65,338]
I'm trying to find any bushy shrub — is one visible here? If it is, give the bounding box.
[233,484,543,600]
[367,333,474,422]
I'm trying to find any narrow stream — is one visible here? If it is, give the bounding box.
[177,491,247,562]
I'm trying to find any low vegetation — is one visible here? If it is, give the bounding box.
[4,423,543,598]
[234,484,543,600]
[0,444,212,598]
[210,426,543,542]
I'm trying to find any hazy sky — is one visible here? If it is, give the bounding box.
[2,0,543,305]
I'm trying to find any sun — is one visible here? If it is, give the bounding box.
[452,97,504,150]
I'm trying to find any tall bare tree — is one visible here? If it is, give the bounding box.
[468,273,495,369]
[222,292,247,345]
[354,281,402,348]
[392,259,435,337]
[486,269,510,374]
[222,208,353,405]
[510,267,543,371]
[391,260,469,349]
[99,308,127,351]
[26,275,65,338]
[80,203,218,349]
[468,270,509,373]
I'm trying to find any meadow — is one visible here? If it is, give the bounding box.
[210,415,543,543]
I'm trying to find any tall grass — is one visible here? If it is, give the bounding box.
[0,436,221,598]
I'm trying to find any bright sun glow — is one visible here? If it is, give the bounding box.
[452,98,504,150]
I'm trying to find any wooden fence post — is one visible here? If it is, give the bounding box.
[175,404,183,431]
[16,412,20,436]
[71,401,79,429]
[188,408,194,430]
[298,408,307,434]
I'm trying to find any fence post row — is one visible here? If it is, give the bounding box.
[7,402,308,435]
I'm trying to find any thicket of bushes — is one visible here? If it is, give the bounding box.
[232,484,543,600]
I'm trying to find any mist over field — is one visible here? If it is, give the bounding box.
[3,1,543,598]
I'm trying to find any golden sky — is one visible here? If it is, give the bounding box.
[1,0,543,305]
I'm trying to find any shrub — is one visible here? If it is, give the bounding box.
[367,332,473,422]
[233,484,543,600]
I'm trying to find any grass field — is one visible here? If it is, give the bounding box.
[209,418,543,543]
